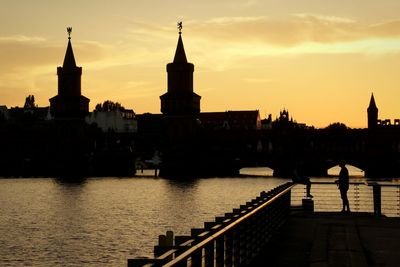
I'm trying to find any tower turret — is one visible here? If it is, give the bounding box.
[50,27,89,119]
[160,23,201,115]
[367,93,378,129]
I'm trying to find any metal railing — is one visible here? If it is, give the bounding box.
[291,181,400,217]
[128,182,295,267]
[368,182,400,217]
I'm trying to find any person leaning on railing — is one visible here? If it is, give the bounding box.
[335,160,351,213]
[293,166,313,198]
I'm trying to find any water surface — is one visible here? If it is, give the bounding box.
[0,176,287,266]
[1,168,398,266]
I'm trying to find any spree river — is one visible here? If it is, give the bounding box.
[0,171,288,266]
[0,168,398,267]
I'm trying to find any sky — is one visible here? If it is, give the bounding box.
[1,0,400,128]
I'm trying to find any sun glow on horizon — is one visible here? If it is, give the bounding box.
[1,1,400,128]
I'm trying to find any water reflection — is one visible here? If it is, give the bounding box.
[158,179,200,232]
[53,176,87,185]
[165,178,198,189]
[50,178,89,265]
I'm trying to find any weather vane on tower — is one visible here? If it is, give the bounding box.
[177,21,182,34]
[67,27,72,39]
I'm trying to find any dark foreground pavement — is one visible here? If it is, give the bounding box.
[249,212,400,267]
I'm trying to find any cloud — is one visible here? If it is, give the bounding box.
[0,35,47,42]
[0,36,108,74]
[369,20,400,37]
[0,35,110,107]
[184,15,400,47]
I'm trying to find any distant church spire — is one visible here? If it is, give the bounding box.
[367,92,378,129]
[63,27,77,69]
[173,22,188,63]
[368,93,377,109]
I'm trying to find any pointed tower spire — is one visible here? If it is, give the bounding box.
[368,93,377,109]
[173,22,187,63]
[367,92,378,129]
[63,27,77,69]
[49,27,89,119]
[160,22,201,116]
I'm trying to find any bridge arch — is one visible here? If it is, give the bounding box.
[327,164,364,177]
[239,166,274,176]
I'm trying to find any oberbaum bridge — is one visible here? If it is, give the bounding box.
[10,24,399,179]
[137,24,400,179]
[15,25,399,266]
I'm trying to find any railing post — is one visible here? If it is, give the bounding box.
[238,224,246,266]
[232,229,240,267]
[225,231,234,267]
[204,241,215,267]
[265,205,272,242]
[216,235,224,267]
[253,211,263,255]
[249,215,259,261]
[373,184,382,216]
[243,221,251,264]
[191,249,202,267]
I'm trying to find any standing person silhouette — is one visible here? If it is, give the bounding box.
[336,160,350,213]
[293,164,313,198]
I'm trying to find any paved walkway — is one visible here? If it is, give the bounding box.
[249,212,400,267]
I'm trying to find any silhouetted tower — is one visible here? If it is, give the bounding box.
[160,23,201,137]
[367,93,378,129]
[49,27,89,119]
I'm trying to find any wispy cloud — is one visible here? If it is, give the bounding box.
[0,35,47,42]
[186,15,400,47]
[0,36,108,73]
[119,15,400,64]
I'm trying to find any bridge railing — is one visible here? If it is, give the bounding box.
[291,181,400,217]
[128,182,295,267]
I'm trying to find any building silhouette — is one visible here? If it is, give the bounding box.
[367,93,400,128]
[49,30,89,119]
[367,93,378,129]
[160,29,201,138]
[199,111,260,130]
[86,101,137,133]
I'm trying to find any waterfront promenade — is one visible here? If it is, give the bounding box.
[250,211,400,267]
[128,181,400,267]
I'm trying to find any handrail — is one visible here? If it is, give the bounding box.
[292,181,400,217]
[130,181,400,266]
[366,181,400,187]
[162,183,295,267]
[128,182,295,267]
[309,181,366,185]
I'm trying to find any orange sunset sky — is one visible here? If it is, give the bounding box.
[1,0,400,128]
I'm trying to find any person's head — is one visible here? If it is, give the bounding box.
[339,160,346,168]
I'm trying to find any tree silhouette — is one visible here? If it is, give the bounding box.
[23,95,36,109]
[95,100,124,112]
[325,122,348,130]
